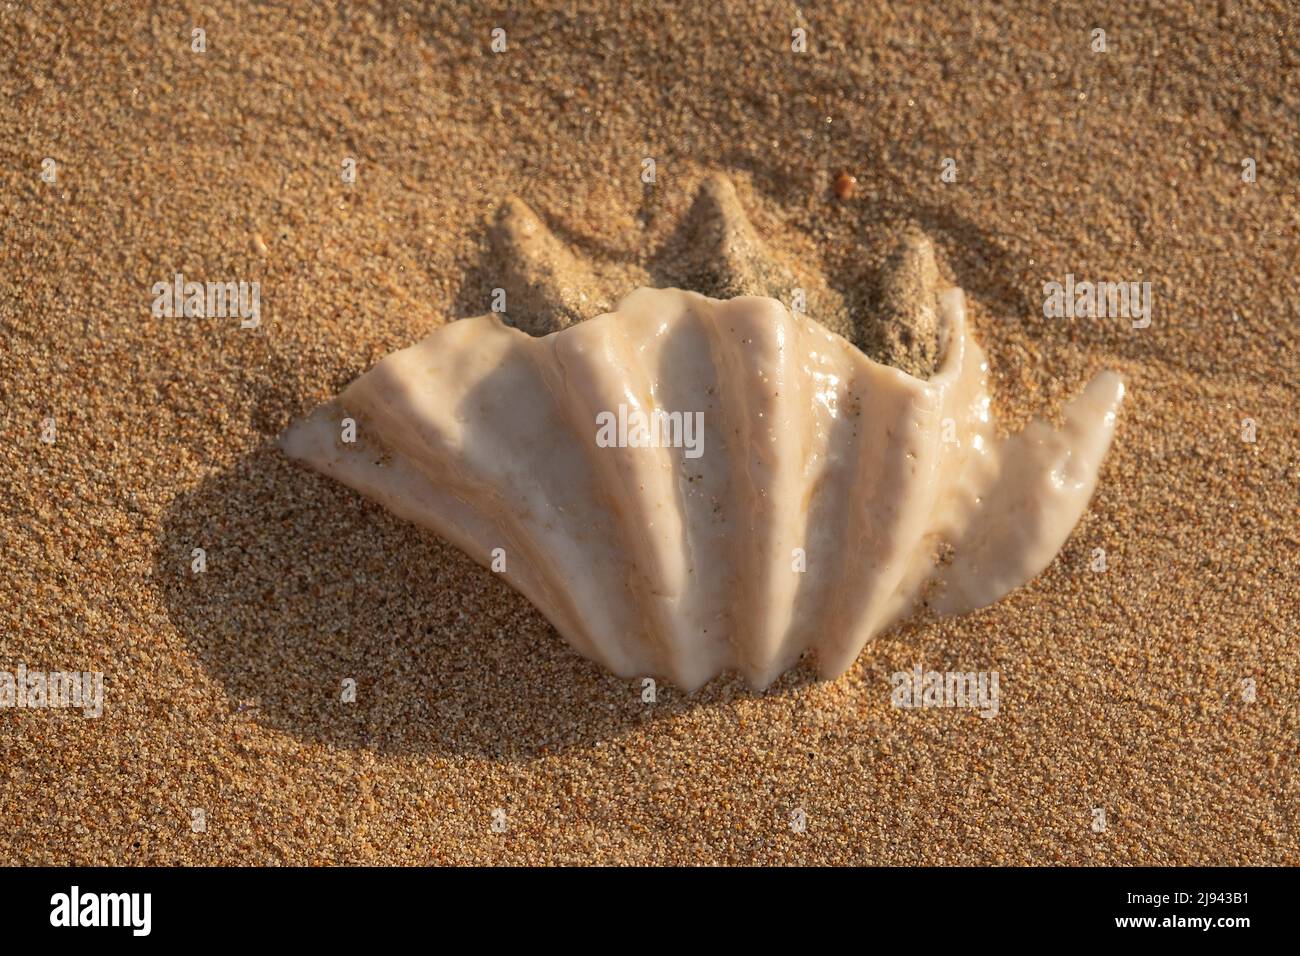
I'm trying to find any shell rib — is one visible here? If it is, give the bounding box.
[485,173,895,366]
[281,286,1124,691]
[490,198,613,334]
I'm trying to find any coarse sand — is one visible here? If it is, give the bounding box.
[1,0,1296,864]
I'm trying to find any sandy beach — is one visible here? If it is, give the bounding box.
[1,0,1296,864]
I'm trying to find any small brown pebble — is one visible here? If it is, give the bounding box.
[833,171,857,199]
[251,232,269,255]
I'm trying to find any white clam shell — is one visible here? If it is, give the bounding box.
[282,287,1124,690]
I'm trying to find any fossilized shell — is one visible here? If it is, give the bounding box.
[282,283,1124,690]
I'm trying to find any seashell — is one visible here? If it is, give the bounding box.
[282,176,1124,691]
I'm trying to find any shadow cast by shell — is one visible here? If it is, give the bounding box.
[154,444,817,760]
